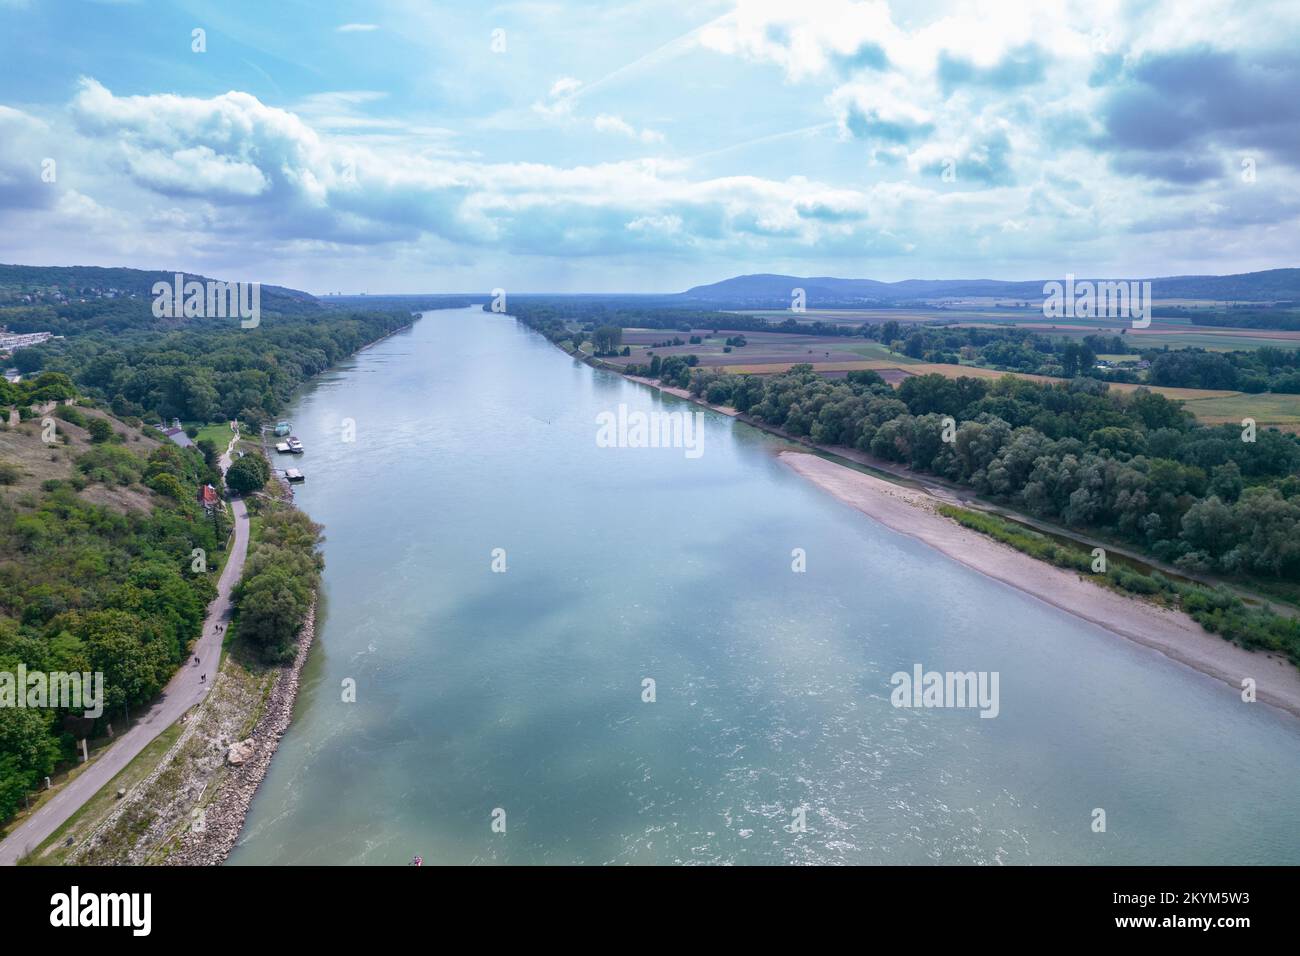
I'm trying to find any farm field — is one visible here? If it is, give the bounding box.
[676,353,1300,430]
[609,327,910,369]
[1175,392,1300,429]
[610,318,1300,429]
[721,306,1300,352]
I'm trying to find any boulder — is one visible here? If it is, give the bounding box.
[225,738,255,766]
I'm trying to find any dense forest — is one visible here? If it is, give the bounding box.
[684,364,1300,660]
[0,423,226,826]
[689,365,1300,580]
[10,309,411,428]
[234,505,323,665]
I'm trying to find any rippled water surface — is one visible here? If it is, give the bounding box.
[230,308,1300,865]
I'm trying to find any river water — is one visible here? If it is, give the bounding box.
[229,307,1300,865]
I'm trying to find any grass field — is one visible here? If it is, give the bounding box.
[1175,392,1300,428]
[193,422,237,447]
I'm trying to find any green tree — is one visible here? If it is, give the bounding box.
[592,325,622,355]
[86,417,113,443]
[225,453,269,495]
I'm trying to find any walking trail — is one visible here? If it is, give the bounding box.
[0,432,250,865]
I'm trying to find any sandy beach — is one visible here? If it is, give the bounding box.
[781,450,1300,720]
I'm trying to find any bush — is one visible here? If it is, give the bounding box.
[86,417,113,443]
[76,445,143,485]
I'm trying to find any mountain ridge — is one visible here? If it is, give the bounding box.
[679,269,1300,304]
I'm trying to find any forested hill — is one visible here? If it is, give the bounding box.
[0,402,228,827]
[1,264,415,428]
[680,269,1300,307]
[0,264,323,335]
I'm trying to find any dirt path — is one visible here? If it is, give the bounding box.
[0,433,251,865]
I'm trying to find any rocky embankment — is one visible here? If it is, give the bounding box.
[167,601,317,865]
[68,600,317,865]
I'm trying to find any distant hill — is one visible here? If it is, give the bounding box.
[0,263,319,314]
[679,269,1300,307]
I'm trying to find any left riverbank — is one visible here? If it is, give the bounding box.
[9,313,412,864]
[167,600,317,865]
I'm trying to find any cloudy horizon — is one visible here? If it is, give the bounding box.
[1,0,1298,294]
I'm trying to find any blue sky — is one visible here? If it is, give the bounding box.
[1,0,1298,293]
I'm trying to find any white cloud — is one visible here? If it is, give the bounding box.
[337,23,379,33]
[594,114,665,144]
[549,76,583,98]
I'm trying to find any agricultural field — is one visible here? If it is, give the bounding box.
[1174,392,1300,429]
[609,328,900,369]
[725,305,1300,352]
[610,314,1300,430]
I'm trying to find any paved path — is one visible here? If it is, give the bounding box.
[0,434,250,865]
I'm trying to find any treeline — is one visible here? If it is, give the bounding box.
[941,505,1300,665]
[233,505,323,664]
[502,301,863,340]
[0,432,226,825]
[688,366,1300,580]
[0,372,78,414]
[1147,346,1300,392]
[1177,308,1300,331]
[13,309,411,428]
[862,322,1137,379]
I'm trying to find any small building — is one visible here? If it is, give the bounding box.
[162,418,194,449]
[198,484,220,510]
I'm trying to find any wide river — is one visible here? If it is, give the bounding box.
[230,307,1300,865]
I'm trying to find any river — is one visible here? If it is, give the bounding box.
[228,307,1300,865]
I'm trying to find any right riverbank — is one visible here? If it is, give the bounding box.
[781,450,1300,719]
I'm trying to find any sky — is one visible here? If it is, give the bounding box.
[0,0,1298,294]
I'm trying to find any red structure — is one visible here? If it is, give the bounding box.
[198,484,220,510]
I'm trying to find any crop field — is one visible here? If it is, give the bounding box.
[610,328,914,369]
[718,306,1300,352]
[1174,392,1300,430]
[614,317,1300,429]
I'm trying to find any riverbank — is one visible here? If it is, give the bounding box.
[781,450,1300,719]
[166,600,317,865]
[45,599,317,864]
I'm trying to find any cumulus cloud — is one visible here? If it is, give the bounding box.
[38,80,906,259]
[3,0,1300,288]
